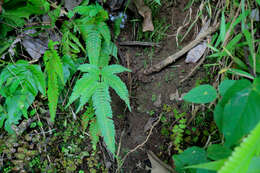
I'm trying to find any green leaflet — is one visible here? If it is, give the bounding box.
[44,40,64,122]
[92,82,115,155]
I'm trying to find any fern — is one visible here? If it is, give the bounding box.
[44,40,64,122]
[218,121,260,173]
[81,104,100,151]
[67,3,131,155]
[67,63,131,154]
[61,21,86,56]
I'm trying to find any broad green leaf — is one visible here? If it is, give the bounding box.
[185,159,226,171]
[218,80,236,97]
[217,78,260,147]
[173,147,207,173]
[214,79,251,132]
[207,144,232,160]
[183,85,217,103]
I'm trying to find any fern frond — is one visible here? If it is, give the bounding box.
[98,51,110,68]
[219,122,260,173]
[92,82,115,154]
[78,64,100,74]
[81,104,95,131]
[102,73,131,111]
[44,40,64,122]
[102,64,131,74]
[77,81,99,113]
[89,119,100,151]
[85,30,101,65]
[47,71,58,122]
[97,22,111,44]
[67,73,99,107]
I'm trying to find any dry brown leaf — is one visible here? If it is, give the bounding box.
[147,150,176,173]
[133,0,154,32]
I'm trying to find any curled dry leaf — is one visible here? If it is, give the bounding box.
[185,20,210,63]
[133,0,154,32]
[147,150,176,173]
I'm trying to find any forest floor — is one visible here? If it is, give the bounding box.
[0,0,221,172]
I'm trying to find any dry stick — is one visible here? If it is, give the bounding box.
[143,24,219,75]
[118,41,160,47]
[116,113,163,173]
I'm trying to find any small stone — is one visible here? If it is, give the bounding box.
[153,94,162,108]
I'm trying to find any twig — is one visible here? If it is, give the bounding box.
[118,41,160,47]
[116,113,163,172]
[143,23,219,75]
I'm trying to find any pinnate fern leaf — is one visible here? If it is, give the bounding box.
[219,122,260,173]
[77,81,99,113]
[85,30,101,65]
[78,64,100,74]
[102,69,131,111]
[102,64,131,74]
[97,22,111,44]
[92,82,115,154]
[67,73,99,109]
[44,40,63,122]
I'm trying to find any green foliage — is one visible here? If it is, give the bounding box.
[171,109,187,153]
[81,103,100,151]
[173,146,208,173]
[67,63,131,154]
[0,0,50,37]
[61,21,86,58]
[64,3,131,155]
[0,60,45,134]
[69,3,111,65]
[183,85,217,104]
[43,40,64,122]
[215,78,260,147]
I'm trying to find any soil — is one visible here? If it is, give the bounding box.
[111,0,210,172]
